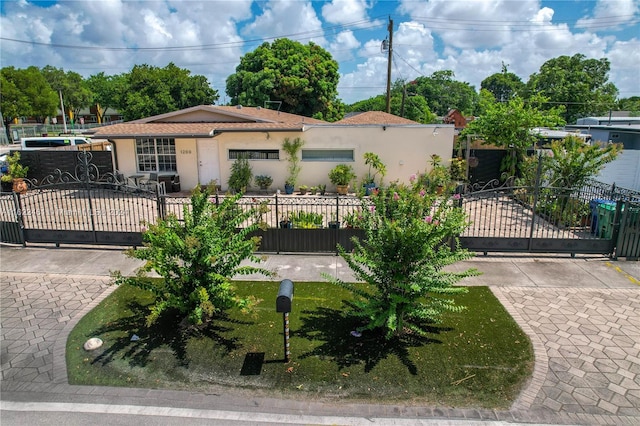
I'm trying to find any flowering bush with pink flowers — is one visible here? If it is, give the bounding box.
[324,178,479,340]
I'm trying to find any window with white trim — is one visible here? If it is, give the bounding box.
[301,149,354,161]
[135,138,177,172]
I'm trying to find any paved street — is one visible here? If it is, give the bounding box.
[1,245,639,425]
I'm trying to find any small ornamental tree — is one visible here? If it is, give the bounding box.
[112,187,273,327]
[324,179,480,339]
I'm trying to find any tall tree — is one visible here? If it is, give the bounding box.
[117,63,219,121]
[86,72,126,123]
[526,54,618,124]
[411,71,479,116]
[225,39,343,121]
[461,90,565,177]
[481,62,525,103]
[41,66,92,125]
[1,66,58,130]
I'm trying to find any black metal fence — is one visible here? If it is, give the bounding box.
[2,150,639,257]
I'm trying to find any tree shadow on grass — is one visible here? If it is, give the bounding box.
[89,301,249,369]
[296,306,452,375]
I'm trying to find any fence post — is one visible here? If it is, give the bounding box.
[275,192,280,254]
[13,191,26,246]
[610,200,624,259]
[527,153,544,251]
[335,195,340,256]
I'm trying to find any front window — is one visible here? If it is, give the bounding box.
[136,138,177,172]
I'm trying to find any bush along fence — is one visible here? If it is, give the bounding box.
[162,193,369,254]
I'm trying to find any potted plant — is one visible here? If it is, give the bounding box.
[299,184,309,195]
[329,164,356,195]
[1,152,29,194]
[282,137,304,194]
[228,155,252,193]
[318,184,326,195]
[254,175,273,190]
[362,152,387,195]
[279,215,292,229]
[309,186,318,195]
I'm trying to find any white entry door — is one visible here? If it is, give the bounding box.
[196,139,220,186]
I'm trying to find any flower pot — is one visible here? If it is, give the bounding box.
[284,184,294,194]
[328,221,340,229]
[336,184,349,195]
[279,220,292,229]
[363,182,376,196]
[12,178,27,194]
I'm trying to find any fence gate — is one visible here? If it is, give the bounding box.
[615,201,640,260]
[458,178,632,256]
[1,151,161,247]
[0,192,24,245]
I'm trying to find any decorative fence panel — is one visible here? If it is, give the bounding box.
[1,150,638,258]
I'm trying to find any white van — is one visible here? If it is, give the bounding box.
[20,136,90,150]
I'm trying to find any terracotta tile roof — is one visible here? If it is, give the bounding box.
[213,106,327,125]
[335,111,420,125]
[92,123,216,137]
[91,106,421,138]
[93,105,327,137]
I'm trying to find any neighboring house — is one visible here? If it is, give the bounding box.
[442,109,473,130]
[91,105,454,192]
[566,118,640,192]
[532,128,592,145]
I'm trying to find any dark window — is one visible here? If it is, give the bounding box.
[229,149,279,160]
[301,149,354,161]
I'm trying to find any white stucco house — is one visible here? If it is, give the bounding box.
[91,105,454,193]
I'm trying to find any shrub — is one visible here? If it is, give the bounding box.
[324,178,480,339]
[112,186,273,328]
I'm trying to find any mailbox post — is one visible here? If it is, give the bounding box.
[276,279,294,363]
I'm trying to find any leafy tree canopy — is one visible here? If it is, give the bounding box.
[225,39,343,121]
[410,71,479,116]
[86,72,126,124]
[526,54,618,124]
[481,62,525,104]
[117,63,219,121]
[617,96,640,115]
[42,66,93,121]
[1,66,58,125]
[461,90,565,176]
[346,80,436,124]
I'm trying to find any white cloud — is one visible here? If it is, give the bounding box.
[576,0,640,30]
[329,30,361,61]
[243,0,326,46]
[322,0,372,25]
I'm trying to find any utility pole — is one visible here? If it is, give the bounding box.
[385,17,393,113]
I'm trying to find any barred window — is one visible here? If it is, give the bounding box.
[229,149,279,160]
[135,138,177,172]
[301,149,354,161]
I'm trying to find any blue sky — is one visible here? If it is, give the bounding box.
[1,1,638,108]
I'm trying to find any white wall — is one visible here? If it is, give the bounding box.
[112,124,455,193]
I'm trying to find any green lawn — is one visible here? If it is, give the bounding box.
[67,281,533,408]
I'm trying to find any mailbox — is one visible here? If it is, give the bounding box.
[276,279,294,313]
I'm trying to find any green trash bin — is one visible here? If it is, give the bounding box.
[597,202,616,239]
